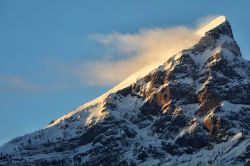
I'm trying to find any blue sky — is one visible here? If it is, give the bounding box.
[0,0,250,144]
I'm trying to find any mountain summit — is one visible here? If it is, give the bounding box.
[1,16,250,166]
[197,16,228,35]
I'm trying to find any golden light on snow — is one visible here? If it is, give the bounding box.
[196,16,227,36]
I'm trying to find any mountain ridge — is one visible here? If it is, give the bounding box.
[1,16,250,166]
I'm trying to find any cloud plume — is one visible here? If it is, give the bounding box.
[62,17,222,86]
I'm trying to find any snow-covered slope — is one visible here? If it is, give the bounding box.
[1,16,250,166]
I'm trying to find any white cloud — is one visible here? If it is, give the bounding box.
[66,24,205,86]
[0,75,42,92]
[6,16,217,90]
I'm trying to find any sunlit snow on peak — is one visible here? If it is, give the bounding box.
[197,16,227,36]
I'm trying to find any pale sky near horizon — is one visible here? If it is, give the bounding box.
[0,0,250,144]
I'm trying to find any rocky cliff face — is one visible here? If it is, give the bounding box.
[1,16,250,166]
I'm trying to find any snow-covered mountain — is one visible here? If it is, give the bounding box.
[1,16,250,166]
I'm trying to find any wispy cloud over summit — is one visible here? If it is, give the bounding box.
[66,25,203,86]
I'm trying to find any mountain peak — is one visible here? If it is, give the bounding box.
[197,16,233,38]
[197,16,227,35]
[1,16,249,166]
